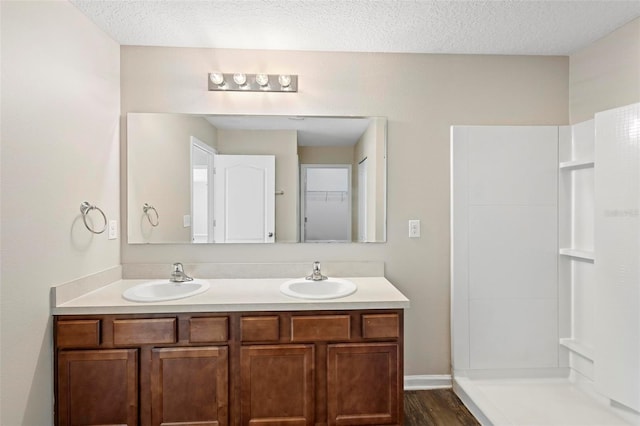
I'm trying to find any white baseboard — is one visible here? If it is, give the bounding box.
[404,374,452,390]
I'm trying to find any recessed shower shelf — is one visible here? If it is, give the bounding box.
[559,159,594,170]
[559,248,595,261]
[559,338,594,361]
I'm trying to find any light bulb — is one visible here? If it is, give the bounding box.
[209,72,225,86]
[233,73,247,86]
[255,73,269,87]
[278,74,292,88]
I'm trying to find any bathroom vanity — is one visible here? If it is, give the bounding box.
[52,276,409,426]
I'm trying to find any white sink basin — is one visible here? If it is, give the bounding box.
[280,277,357,300]
[123,279,210,302]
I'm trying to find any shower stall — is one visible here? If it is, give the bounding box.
[450,102,640,425]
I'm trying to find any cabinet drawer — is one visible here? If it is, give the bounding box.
[291,315,350,342]
[56,320,101,348]
[190,317,229,343]
[241,316,280,342]
[362,314,399,339]
[113,318,177,345]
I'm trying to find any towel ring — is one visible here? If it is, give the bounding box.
[143,203,159,227]
[80,201,107,234]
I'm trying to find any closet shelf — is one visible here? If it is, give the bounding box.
[559,338,594,361]
[559,248,595,261]
[559,160,595,170]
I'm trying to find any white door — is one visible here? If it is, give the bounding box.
[301,165,351,242]
[214,155,275,243]
[358,158,368,242]
[190,137,216,243]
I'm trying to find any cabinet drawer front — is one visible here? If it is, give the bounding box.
[56,320,101,348]
[113,318,177,345]
[362,314,399,339]
[241,316,280,342]
[291,315,350,342]
[190,317,229,343]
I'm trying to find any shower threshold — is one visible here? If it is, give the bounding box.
[453,375,638,425]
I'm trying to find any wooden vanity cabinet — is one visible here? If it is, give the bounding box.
[54,309,403,426]
[240,344,315,425]
[55,315,230,426]
[57,348,138,425]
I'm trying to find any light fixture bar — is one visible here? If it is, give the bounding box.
[208,73,298,92]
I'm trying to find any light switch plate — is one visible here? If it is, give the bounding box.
[183,215,191,227]
[409,219,421,238]
[108,220,118,240]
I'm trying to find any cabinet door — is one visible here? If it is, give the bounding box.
[240,345,314,425]
[151,346,228,426]
[57,349,138,426]
[327,343,400,426]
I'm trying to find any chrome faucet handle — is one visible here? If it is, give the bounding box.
[306,261,328,281]
[170,262,193,282]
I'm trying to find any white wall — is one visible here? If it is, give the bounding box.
[120,46,569,376]
[0,1,120,424]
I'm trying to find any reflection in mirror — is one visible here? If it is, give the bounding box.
[127,113,386,244]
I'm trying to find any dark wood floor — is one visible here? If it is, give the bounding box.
[404,389,480,426]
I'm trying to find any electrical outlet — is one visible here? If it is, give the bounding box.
[108,220,118,240]
[409,219,421,238]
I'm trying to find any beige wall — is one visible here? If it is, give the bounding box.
[121,46,570,376]
[217,129,298,242]
[0,1,121,424]
[570,17,640,123]
[299,145,354,164]
[127,113,217,243]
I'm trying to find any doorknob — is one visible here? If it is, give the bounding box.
[268,232,274,237]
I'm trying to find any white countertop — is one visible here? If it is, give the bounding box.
[52,277,410,315]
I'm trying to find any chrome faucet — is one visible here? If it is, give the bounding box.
[306,261,328,281]
[170,262,193,283]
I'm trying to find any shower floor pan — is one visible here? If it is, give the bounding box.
[454,376,638,425]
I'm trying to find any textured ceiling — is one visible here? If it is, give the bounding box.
[71,0,640,55]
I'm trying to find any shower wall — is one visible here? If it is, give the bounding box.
[452,108,640,418]
[451,126,560,375]
[594,102,640,412]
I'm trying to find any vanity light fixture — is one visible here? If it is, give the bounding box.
[255,73,269,87]
[278,74,292,88]
[209,72,225,87]
[208,72,297,92]
[233,73,247,86]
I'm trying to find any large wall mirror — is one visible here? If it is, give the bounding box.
[127,113,387,244]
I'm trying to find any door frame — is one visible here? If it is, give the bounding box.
[357,157,368,242]
[190,136,217,243]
